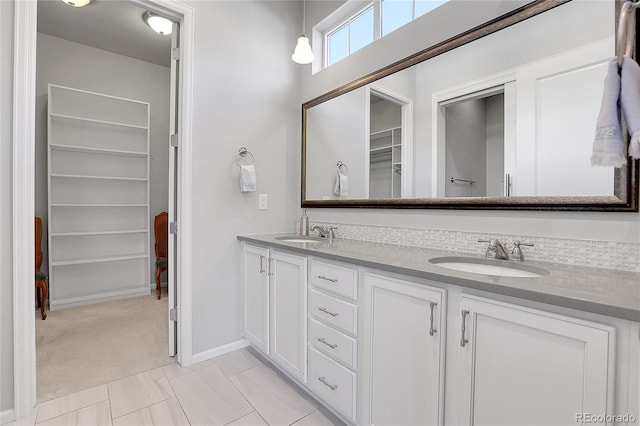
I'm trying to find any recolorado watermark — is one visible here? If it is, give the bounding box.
[576,413,637,423]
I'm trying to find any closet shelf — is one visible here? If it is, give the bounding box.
[51,254,148,267]
[51,203,148,208]
[50,144,147,158]
[50,113,148,131]
[51,229,149,237]
[50,173,148,182]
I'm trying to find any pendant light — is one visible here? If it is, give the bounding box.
[291,0,315,64]
[61,0,91,7]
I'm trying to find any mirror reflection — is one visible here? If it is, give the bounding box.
[304,0,622,204]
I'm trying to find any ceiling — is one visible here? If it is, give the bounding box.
[37,0,173,67]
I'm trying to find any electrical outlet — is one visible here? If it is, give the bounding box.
[258,194,268,210]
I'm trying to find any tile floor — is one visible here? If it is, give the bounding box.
[13,348,344,426]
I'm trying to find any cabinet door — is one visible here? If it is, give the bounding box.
[271,251,307,382]
[362,273,446,426]
[241,244,270,354]
[457,295,615,426]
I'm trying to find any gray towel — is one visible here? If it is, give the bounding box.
[620,56,640,159]
[591,59,626,167]
[333,172,348,196]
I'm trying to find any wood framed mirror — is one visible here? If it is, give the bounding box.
[301,0,639,211]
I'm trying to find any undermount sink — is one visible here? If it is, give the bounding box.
[429,256,549,278]
[275,235,324,243]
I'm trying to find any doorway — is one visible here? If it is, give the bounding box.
[34,0,176,401]
[12,0,194,419]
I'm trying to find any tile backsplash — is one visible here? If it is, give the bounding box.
[312,222,640,273]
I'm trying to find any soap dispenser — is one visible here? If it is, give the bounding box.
[300,210,309,236]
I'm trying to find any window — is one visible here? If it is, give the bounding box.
[320,0,447,67]
[326,6,375,66]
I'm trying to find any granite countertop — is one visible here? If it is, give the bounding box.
[238,233,640,322]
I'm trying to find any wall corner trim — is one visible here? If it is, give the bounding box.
[190,339,250,365]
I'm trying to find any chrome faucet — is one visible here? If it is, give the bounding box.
[479,239,510,260]
[310,225,338,240]
[511,241,534,261]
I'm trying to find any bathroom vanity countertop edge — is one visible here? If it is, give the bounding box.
[238,234,640,322]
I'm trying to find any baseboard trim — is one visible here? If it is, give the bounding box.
[190,339,249,365]
[1,409,15,425]
[149,281,168,291]
[50,287,150,310]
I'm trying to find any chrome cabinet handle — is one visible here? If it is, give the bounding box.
[267,257,273,277]
[505,173,511,197]
[318,275,338,283]
[259,255,265,274]
[460,309,469,347]
[318,307,339,317]
[317,337,337,349]
[318,337,338,349]
[429,302,437,336]
[318,376,338,391]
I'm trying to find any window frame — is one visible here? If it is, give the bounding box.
[324,2,376,68]
[319,0,447,68]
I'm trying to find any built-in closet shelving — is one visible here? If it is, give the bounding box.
[47,84,151,309]
[369,127,402,198]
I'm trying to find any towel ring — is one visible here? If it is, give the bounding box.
[337,161,349,176]
[236,147,255,167]
[617,1,638,66]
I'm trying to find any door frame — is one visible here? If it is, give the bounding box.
[12,0,194,419]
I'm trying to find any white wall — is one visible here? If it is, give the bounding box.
[35,33,170,287]
[0,0,14,414]
[185,0,300,355]
[302,0,640,244]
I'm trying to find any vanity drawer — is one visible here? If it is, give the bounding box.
[308,318,357,369]
[309,289,358,336]
[309,259,358,301]
[308,347,357,422]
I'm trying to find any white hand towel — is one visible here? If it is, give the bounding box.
[620,56,640,159]
[333,173,348,196]
[240,164,256,192]
[591,59,626,167]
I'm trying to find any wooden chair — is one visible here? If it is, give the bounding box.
[35,217,48,320]
[154,212,168,300]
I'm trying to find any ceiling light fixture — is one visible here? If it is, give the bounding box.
[61,0,91,7]
[143,11,173,36]
[291,0,314,64]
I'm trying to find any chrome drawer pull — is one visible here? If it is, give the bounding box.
[318,376,338,391]
[318,307,339,317]
[318,275,338,283]
[460,309,469,347]
[429,301,437,336]
[317,337,338,349]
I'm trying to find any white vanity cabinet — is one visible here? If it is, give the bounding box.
[241,244,307,382]
[454,295,615,426]
[239,237,638,426]
[360,272,446,426]
[241,244,270,354]
[307,259,359,422]
[270,251,308,382]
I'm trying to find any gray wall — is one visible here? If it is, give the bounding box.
[303,0,639,245]
[306,87,367,200]
[1,0,15,414]
[185,0,300,355]
[445,99,487,197]
[35,33,170,287]
[485,94,504,198]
